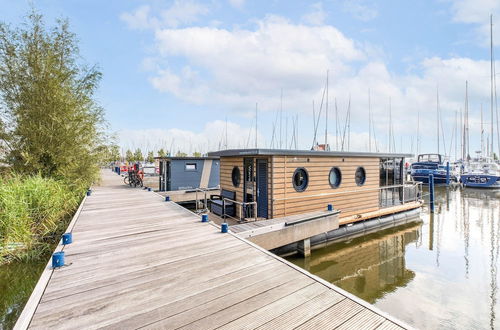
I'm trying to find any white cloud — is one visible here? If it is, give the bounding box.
[302,2,327,26]
[150,15,364,114]
[447,0,500,45]
[120,1,209,30]
[342,0,378,22]
[120,5,157,30]
[161,0,209,28]
[228,0,245,9]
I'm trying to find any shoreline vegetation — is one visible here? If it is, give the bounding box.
[0,174,83,263]
[0,9,116,264]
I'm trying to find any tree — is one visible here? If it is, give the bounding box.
[109,145,121,162]
[157,148,166,158]
[125,149,134,163]
[133,148,143,162]
[146,151,154,163]
[192,151,202,157]
[175,151,187,157]
[0,10,107,187]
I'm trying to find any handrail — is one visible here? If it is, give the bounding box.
[222,197,258,222]
[194,187,211,213]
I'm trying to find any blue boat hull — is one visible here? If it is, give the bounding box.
[412,174,449,185]
[460,174,500,189]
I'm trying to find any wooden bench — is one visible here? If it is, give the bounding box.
[210,189,236,217]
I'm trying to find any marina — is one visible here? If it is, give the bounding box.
[2,2,500,330]
[14,170,410,329]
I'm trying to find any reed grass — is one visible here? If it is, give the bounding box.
[0,174,83,263]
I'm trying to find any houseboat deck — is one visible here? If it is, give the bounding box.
[16,170,410,330]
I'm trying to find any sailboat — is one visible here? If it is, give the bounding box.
[461,15,500,189]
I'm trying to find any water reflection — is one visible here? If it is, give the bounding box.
[287,187,500,329]
[0,261,45,330]
[289,223,420,304]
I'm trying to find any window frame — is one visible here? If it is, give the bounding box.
[329,167,342,189]
[355,166,366,186]
[231,166,241,187]
[185,163,197,171]
[292,167,309,192]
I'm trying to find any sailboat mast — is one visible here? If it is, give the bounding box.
[389,98,392,153]
[325,70,329,149]
[280,89,283,149]
[335,98,339,150]
[369,89,372,152]
[255,103,258,148]
[481,103,484,156]
[437,86,440,155]
[416,108,420,156]
[491,14,495,158]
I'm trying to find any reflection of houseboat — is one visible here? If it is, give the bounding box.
[155,156,220,204]
[207,149,422,222]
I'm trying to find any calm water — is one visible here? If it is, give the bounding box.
[0,261,45,330]
[287,187,500,329]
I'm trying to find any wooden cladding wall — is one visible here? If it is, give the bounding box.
[270,156,380,219]
[220,157,244,204]
[219,156,272,219]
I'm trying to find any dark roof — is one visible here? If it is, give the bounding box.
[154,156,219,160]
[207,149,412,158]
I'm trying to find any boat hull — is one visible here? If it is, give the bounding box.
[460,174,500,189]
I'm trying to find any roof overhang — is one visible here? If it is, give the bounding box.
[207,149,413,158]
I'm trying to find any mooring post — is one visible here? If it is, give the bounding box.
[221,223,228,233]
[201,214,208,222]
[297,238,311,258]
[52,251,65,268]
[446,161,450,186]
[429,173,435,213]
[165,196,170,202]
[62,233,73,245]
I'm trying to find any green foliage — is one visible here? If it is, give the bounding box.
[133,148,143,162]
[0,174,82,263]
[157,148,166,158]
[125,149,133,162]
[0,11,107,187]
[176,151,187,157]
[146,151,154,163]
[192,151,202,157]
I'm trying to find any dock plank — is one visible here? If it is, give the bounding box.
[17,170,410,330]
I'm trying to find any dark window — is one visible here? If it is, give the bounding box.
[292,168,308,192]
[329,167,342,188]
[355,167,366,186]
[231,166,241,187]
[185,163,197,171]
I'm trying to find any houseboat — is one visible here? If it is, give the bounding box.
[155,156,221,204]
[207,149,422,223]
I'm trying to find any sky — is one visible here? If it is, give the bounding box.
[1,0,500,158]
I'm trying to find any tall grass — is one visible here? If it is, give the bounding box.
[0,174,83,263]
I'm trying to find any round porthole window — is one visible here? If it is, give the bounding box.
[293,168,308,192]
[231,166,241,187]
[355,167,366,186]
[329,167,342,188]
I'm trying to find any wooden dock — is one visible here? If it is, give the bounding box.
[16,170,411,330]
